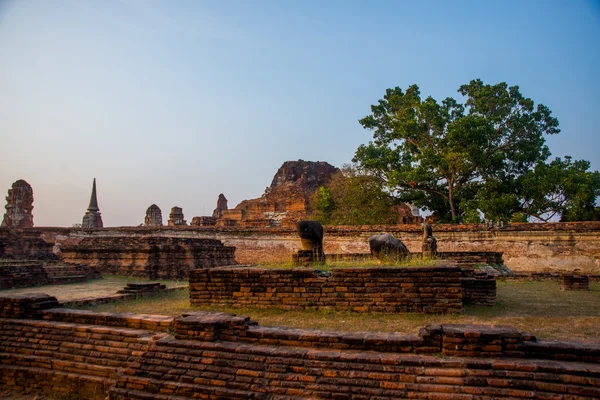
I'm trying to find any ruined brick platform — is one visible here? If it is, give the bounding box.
[0,294,599,399]
[190,265,480,313]
[60,236,236,279]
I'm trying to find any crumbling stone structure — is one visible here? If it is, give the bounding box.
[144,204,163,226]
[212,193,228,218]
[168,206,186,226]
[292,220,325,265]
[81,178,103,228]
[1,179,34,228]
[60,236,236,279]
[0,294,598,399]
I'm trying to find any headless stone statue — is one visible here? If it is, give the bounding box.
[422,223,437,258]
[369,233,410,263]
[294,220,325,265]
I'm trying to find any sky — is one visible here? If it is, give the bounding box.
[0,0,599,227]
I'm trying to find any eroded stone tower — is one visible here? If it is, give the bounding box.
[168,206,186,226]
[144,204,163,226]
[1,179,34,228]
[82,178,103,229]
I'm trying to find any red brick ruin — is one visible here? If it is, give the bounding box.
[1,179,34,228]
[0,164,599,399]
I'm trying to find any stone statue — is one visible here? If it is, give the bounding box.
[295,220,325,265]
[369,233,409,263]
[422,223,437,257]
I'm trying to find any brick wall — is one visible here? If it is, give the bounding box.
[0,294,599,399]
[189,266,464,313]
[59,236,237,279]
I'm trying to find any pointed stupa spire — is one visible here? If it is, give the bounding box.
[87,178,99,212]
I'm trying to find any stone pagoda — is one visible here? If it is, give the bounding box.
[82,178,103,228]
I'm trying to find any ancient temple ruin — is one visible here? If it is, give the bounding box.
[168,206,186,226]
[1,179,34,228]
[144,204,163,226]
[82,179,103,229]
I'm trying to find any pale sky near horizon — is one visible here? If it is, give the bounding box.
[1,0,599,227]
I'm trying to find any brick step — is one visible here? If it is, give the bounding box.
[0,352,119,378]
[0,364,113,400]
[111,376,266,399]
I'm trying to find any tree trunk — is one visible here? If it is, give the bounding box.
[448,186,458,222]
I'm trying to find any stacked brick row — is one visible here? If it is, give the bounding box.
[0,260,48,288]
[0,293,60,318]
[0,294,599,399]
[561,274,590,291]
[43,264,101,284]
[60,236,237,279]
[461,269,497,305]
[0,318,154,400]
[110,333,600,400]
[0,261,100,289]
[190,266,463,314]
[40,308,174,331]
[436,251,504,267]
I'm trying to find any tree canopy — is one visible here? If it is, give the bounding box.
[353,79,599,223]
[310,166,402,225]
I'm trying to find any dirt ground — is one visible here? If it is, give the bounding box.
[0,275,187,302]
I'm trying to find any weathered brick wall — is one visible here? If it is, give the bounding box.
[189,266,464,313]
[0,260,100,289]
[561,274,590,291]
[3,222,600,273]
[0,295,599,399]
[461,269,497,306]
[59,236,236,279]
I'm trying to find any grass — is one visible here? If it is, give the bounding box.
[81,280,600,343]
[0,275,187,302]
[259,256,438,271]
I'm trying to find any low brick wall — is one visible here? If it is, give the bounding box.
[461,269,497,306]
[0,260,101,289]
[60,236,237,279]
[189,266,464,313]
[561,274,590,291]
[0,294,599,399]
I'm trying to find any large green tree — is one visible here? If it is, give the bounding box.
[354,79,598,222]
[311,166,401,225]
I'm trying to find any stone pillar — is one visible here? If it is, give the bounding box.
[212,193,228,219]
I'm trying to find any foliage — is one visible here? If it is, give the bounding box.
[310,166,402,225]
[354,79,599,222]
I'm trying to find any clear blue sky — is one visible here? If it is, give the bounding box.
[1,0,599,226]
